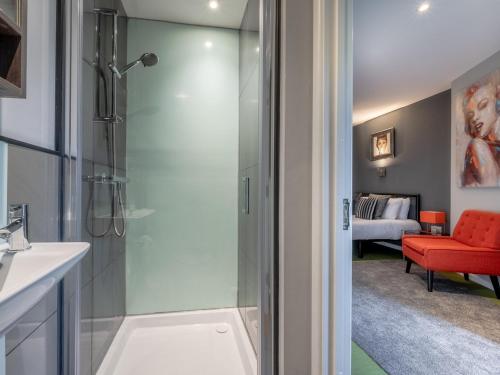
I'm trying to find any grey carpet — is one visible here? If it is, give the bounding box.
[353,260,500,375]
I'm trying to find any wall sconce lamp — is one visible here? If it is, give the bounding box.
[377,167,386,177]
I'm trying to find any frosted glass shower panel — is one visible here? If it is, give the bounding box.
[126,19,239,314]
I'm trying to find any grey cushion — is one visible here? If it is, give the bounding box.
[355,197,377,220]
[369,194,391,219]
[353,192,363,215]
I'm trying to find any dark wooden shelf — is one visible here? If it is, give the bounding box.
[0,1,25,98]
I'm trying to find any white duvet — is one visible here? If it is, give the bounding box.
[352,216,421,241]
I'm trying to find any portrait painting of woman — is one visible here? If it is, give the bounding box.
[370,128,395,161]
[457,70,500,187]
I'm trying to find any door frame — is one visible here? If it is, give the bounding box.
[259,0,280,374]
[311,0,353,374]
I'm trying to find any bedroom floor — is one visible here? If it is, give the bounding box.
[352,243,500,375]
[352,242,402,261]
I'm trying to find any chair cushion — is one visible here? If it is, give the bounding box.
[403,235,500,274]
[404,237,484,255]
[453,210,500,249]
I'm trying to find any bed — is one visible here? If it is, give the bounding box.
[353,193,421,257]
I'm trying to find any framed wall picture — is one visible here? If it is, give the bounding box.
[454,69,500,188]
[370,127,395,161]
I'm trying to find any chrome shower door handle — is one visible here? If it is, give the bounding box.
[242,177,250,215]
[343,199,350,230]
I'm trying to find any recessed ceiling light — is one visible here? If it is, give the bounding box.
[208,1,219,10]
[205,41,213,49]
[418,2,430,13]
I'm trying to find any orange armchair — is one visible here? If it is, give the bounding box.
[403,210,500,298]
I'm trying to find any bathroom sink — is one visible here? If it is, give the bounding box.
[0,242,89,334]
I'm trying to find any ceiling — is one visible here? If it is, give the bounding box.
[121,0,247,29]
[354,0,500,125]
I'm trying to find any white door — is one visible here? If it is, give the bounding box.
[312,0,353,374]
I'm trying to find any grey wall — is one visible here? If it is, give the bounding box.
[354,90,451,222]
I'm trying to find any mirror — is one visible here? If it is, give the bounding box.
[0,0,19,25]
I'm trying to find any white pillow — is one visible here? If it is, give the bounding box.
[398,198,411,220]
[382,198,403,220]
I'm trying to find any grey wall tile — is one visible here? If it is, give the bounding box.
[91,265,118,374]
[112,254,126,317]
[92,231,113,277]
[80,282,93,375]
[7,145,59,242]
[81,159,95,287]
[62,294,76,375]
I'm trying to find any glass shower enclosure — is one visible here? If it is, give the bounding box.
[66,0,278,374]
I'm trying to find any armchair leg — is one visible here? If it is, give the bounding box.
[405,258,412,274]
[464,273,469,281]
[427,270,434,292]
[490,276,500,299]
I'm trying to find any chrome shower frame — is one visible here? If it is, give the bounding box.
[258,0,279,373]
[93,8,121,124]
[86,7,126,239]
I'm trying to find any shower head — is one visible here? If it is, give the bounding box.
[108,52,159,79]
[139,53,159,67]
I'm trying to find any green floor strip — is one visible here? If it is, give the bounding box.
[352,342,386,375]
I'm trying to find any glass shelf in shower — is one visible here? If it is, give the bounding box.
[83,175,129,185]
[93,115,124,124]
[93,208,155,220]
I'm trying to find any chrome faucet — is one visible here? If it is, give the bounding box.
[0,204,31,252]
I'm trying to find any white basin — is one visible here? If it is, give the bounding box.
[0,242,89,334]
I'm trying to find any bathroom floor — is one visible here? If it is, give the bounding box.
[96,309,257,375]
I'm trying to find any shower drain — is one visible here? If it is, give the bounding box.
[216,324,229,334]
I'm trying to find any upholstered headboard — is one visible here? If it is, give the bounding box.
[358,193,421,221]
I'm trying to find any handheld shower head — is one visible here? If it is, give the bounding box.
[139,53,159,67]
[108,52,159,79]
